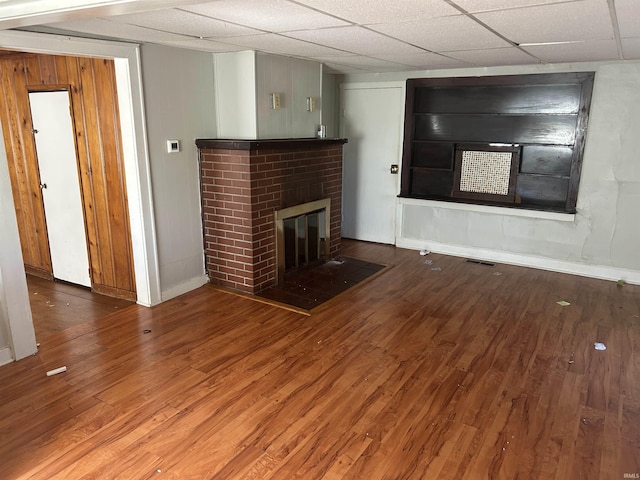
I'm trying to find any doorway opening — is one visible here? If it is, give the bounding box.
[0,30,160,362]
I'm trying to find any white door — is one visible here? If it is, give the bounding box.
[341,85,404,244]
[30,91,91,287]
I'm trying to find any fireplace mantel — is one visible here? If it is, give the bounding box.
[196,138,347,151]
[197,137,347,293]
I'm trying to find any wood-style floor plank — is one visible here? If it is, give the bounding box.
[26,275,133,341]
[1,240,639,479]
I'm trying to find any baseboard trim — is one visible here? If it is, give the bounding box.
[160,275,209,303]
[396,237,640,285]
[0,346,14,366]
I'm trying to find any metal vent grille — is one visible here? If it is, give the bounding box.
[459,150,512,195]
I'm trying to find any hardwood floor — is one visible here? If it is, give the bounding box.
[2,240,639,479]
[25,275,133,341]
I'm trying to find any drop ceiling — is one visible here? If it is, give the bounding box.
[0,0,638,73]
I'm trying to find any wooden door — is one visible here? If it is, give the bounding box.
[29,90,91,287]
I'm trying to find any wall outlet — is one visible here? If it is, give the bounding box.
[167,140,180,153]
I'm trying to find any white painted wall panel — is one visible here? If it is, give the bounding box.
[321,69,339,138]
[141,43,216,300]
[290,57,321,137]
[214,51,257,139]
[256,52,321,138]
[256,52,289,139]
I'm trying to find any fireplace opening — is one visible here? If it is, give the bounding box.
[283,209,327,271]
[276,198,331,284]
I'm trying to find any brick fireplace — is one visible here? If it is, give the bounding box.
[196,138,347,294]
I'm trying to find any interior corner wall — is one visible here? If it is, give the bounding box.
[321,70,340,139]
[140,44,217,301]
[213,51,322,140]
[213,50,257,139]
[340,61,640,283]
[255,53,321,139]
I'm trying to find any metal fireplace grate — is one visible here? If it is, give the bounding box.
[275,198,331,285]
[283,209,326,271]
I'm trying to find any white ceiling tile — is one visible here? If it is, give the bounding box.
[293,0,459,25]
[315,54,470,73]
[47,17,190,42]
[621,38,640,59]
[451,0,579,13]
[110,8,259,37]
[284,26,426,55]
[321,62,370,74]
[445,47,541,66]
[28,0,636,73]
[309,54,359,62]
[476,1,614,44]
[521,39,620,63]
[370,15,510,52]
[216,33,353,57]
[161,38,246,52]
[371,52,471,69]
[321,56,407,69]
[314,55,414,72]
[182,0,350,32]
[614,0,640,38]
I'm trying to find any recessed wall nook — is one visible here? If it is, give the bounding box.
[197,138,347,294]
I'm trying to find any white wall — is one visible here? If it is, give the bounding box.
[321,69,339,139]
[341,61,640,284]
[255,53,321,139]
[0,120,37,363]
[140,44,216,300]
[213,51,322,139]
[214,51,257,139]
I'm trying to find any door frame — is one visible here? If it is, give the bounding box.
[0,30,161,362]
[339,81,406,244]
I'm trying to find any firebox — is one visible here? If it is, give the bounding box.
[275,198,330,284]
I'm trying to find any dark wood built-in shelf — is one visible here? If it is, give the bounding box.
[400,72,595,214]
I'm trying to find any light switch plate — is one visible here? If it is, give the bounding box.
[167,140,180,153]
[270,93,281,110]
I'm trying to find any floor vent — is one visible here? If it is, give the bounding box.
[465,259,496,267]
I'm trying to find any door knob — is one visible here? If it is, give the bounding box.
[390,164,399,174]
[40,183,47,189]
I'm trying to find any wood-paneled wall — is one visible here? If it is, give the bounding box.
[0,53,136,300]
